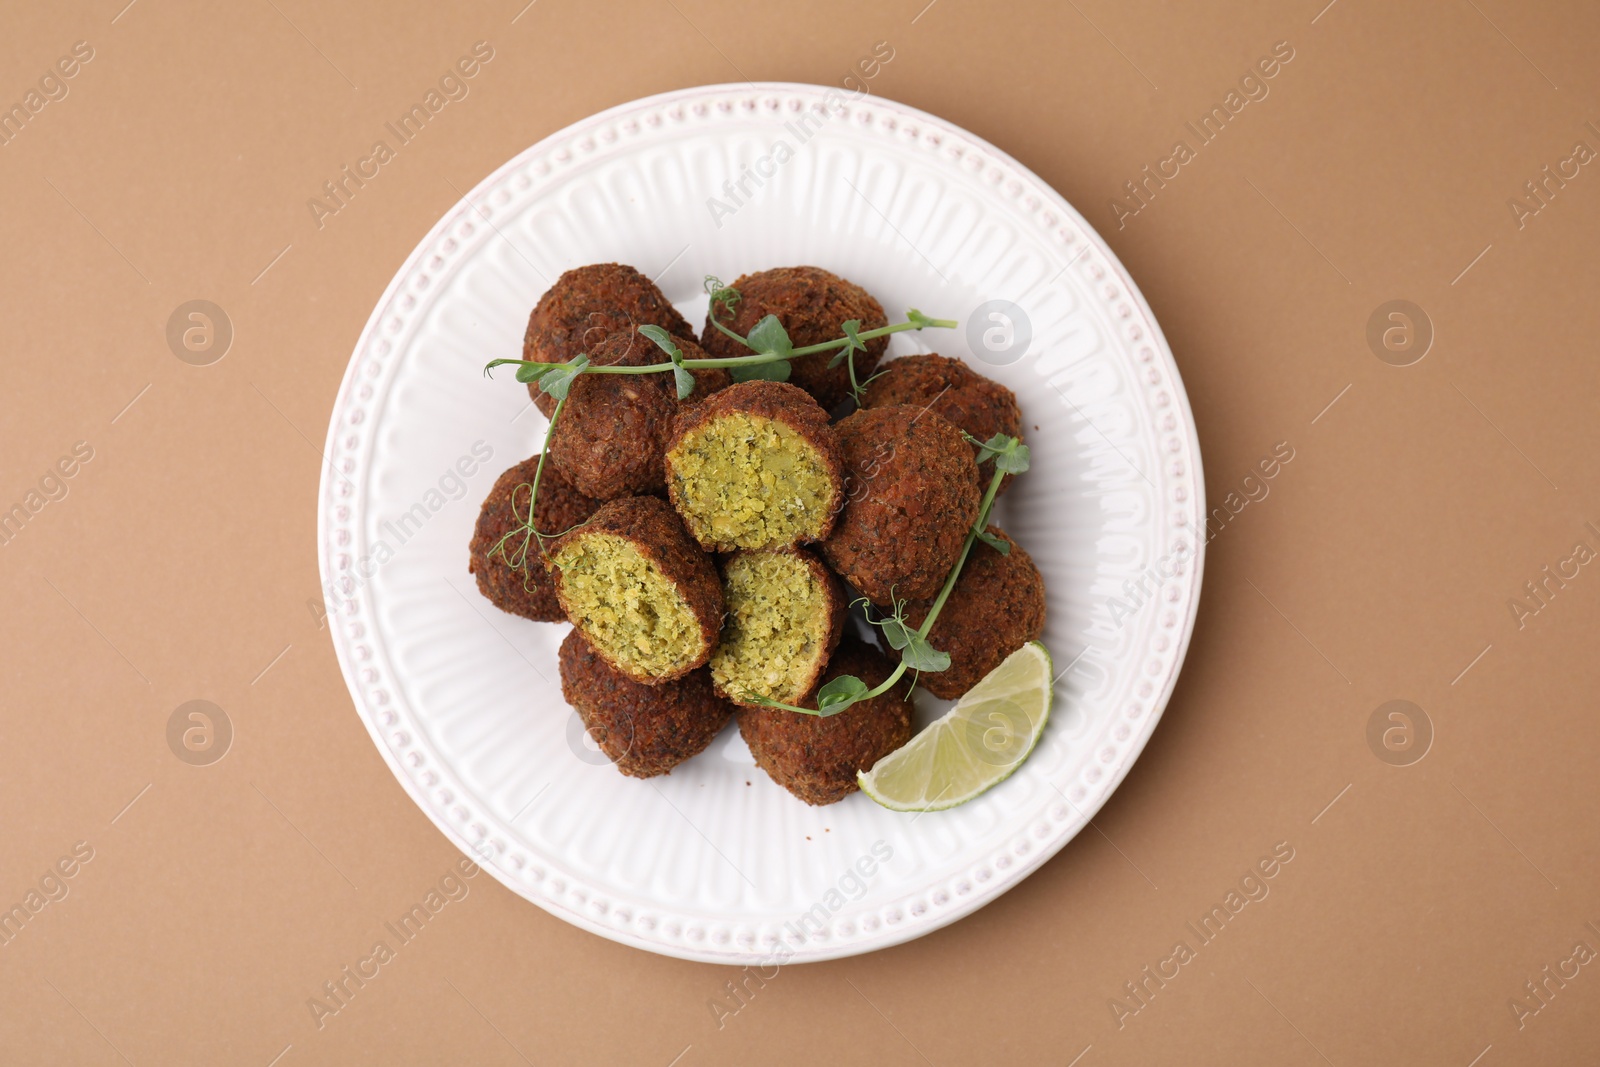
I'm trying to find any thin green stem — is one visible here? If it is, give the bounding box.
[915,459,1006,638]
[581,351,788,374]
[527,395,566,552]
[584,317,957,376]
[787,318,958,357]
[709,314,757,350]
[495,316,959,384]
[597,318,956,373]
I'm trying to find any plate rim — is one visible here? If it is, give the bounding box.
[317,80,1206,964]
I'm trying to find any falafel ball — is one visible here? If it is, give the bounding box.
[821,404,980,604]
[559,629,733,777]
[547,326,731,500]
[699,267,888,411]
[711,547,845,708]
[468,454,600,622]
[546,495,724,684]
[663,381,845,552]
[738,637,913,805]
[523,263,696,417]
[891,526,1046,699]
[863,353,1024,493]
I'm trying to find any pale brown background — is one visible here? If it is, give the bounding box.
[3,0,1598,1063]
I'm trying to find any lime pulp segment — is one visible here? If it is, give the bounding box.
[857,641,1052,812]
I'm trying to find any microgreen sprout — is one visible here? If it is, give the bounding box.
[481,396,571,559]
[638,325,696,399]
[486,467,591,593]
[729,314,795,382]
[826,319,887,406]
[860,593,951,674]
[966,429,1031,474]
[484,305,956,393]
[488,482,540,572]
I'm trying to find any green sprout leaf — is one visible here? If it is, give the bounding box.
[975,527,1011,555]
[861,595,951,673]
[898,632,951,673]
[730,358,791,383]
[672,363,696,400]
[965,432,1029,475]
[967,431,1008,464]
[538,354,590,400]
[878,614,916,652]
[861,594,910,646]
[637,324,682,360]
[816,674,869,714]
[746,314,793,357]
[828,319,867,370]
[996,442,1031,474]
[640,325,697,399]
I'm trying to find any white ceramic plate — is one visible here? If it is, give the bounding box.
[318,83,1204,964]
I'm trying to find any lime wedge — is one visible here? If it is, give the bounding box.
[858,642,1052,812]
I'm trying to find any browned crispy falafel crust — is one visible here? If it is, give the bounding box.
[559,629,733,778]
[892,526,1046,699]
[699,266,889,411]
[737,637,913,805]
[468,455,600,622]
[663,380,846,552]
[523,263,696,417]
[711,547,846,708]
[547,327,730,500]
[545,495,725,684]
[864,353,1024,493]
[821,404,981,604]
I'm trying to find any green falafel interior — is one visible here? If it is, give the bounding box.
[667,411,838,551]
[712,550,840,706]
[551,532,708,681]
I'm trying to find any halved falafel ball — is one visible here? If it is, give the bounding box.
[738,637,913,806]
[559,629,733,778]
[711,548,846,708]
[546,495,724,684]
[663,381,845,552]
[547,327,731,500]
[864,354,1024,493]
[891,526,1046,699]
[523,263,695,417]
[821,404,980,604]
[468,454,600,622]
[700,267,888,411]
